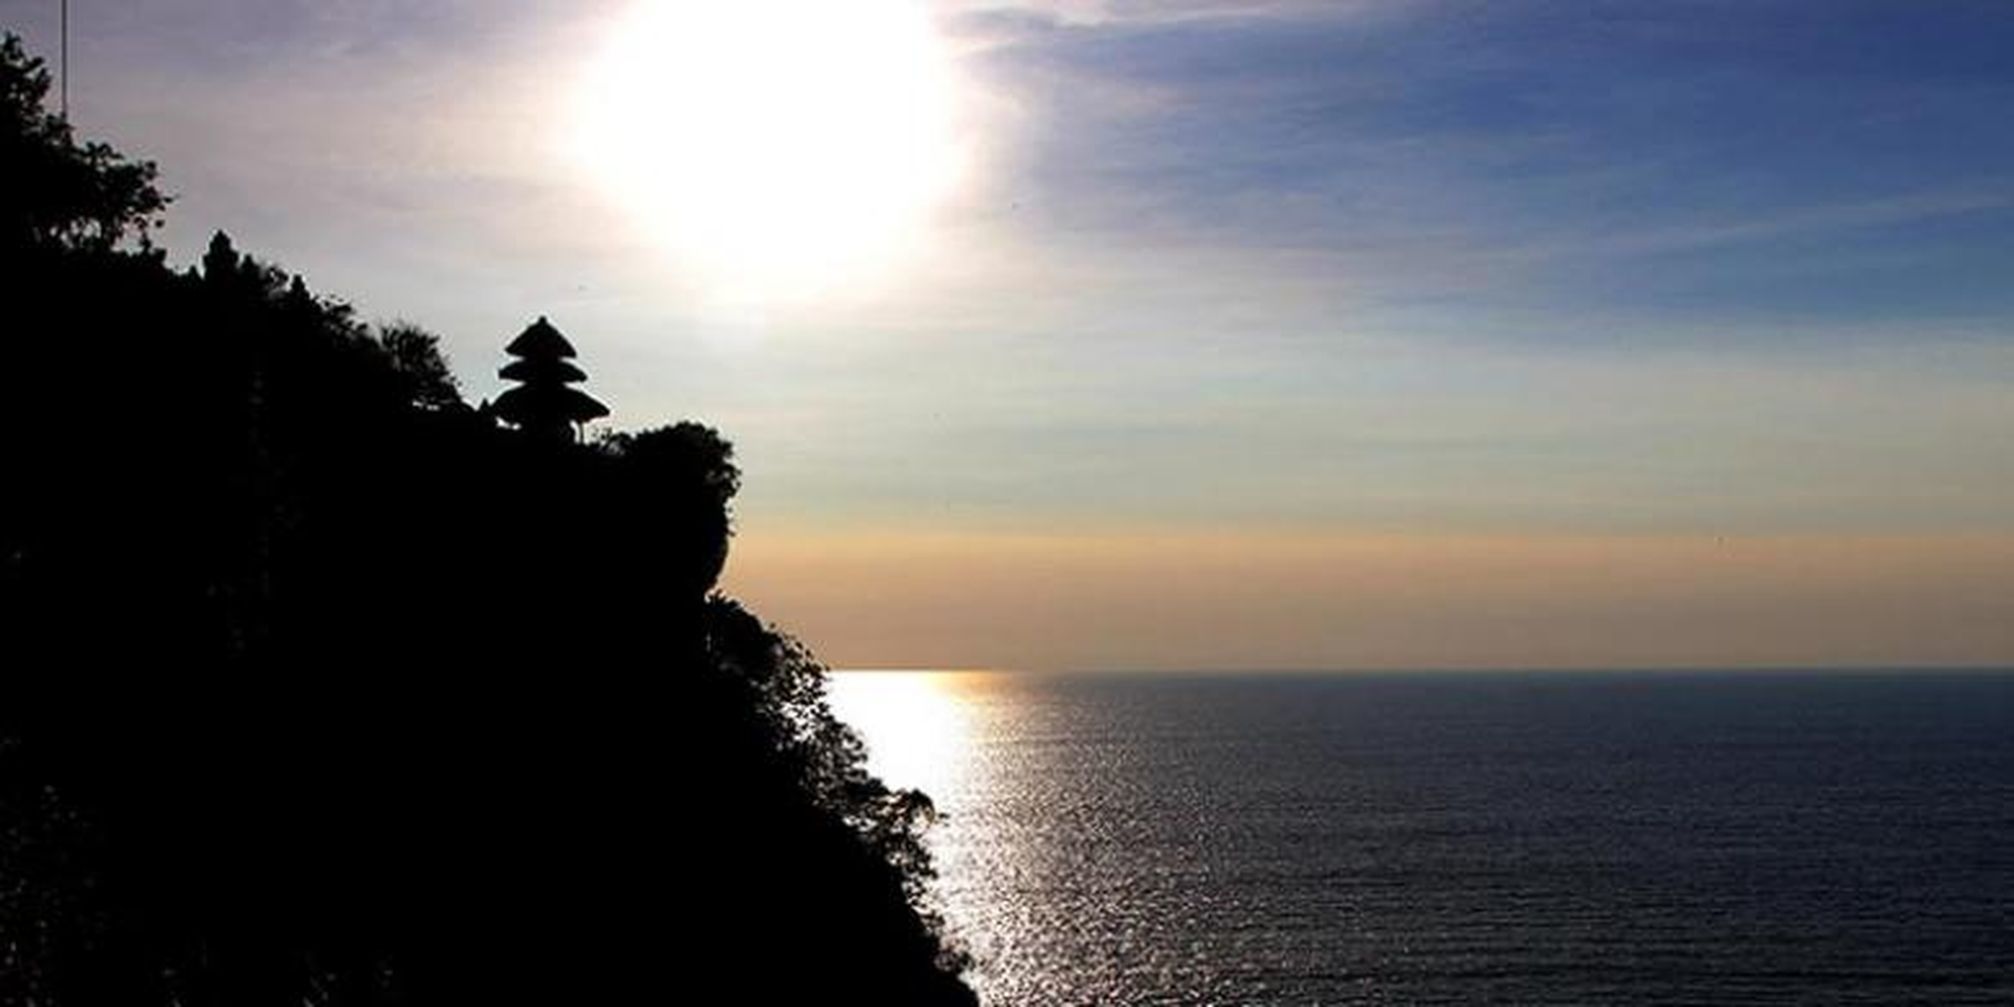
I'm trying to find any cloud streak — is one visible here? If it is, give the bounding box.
[954,0,2014,332]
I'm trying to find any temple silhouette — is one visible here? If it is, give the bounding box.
[493,316,609,442]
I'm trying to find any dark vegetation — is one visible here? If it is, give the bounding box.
[0,34,974,1005]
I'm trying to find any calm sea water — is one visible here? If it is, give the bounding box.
[830,670,2014,1006]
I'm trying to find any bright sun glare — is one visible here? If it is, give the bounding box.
[572,0,966,302]
[826,672,973,800]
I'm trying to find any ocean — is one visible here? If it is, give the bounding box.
[830,670,2014,1006]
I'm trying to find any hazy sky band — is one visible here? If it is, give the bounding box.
[9,0,2009,668]
[726,530,2014,671]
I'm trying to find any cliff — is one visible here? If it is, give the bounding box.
[0,32,974,1007]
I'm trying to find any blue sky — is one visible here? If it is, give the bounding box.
[970,1,2014,336]
[7,0,2010,667]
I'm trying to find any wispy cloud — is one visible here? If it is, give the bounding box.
[947,0,2014,334]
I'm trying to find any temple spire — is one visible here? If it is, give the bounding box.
[493,316,609,443]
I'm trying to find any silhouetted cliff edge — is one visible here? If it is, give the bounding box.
[0,34,975,1006]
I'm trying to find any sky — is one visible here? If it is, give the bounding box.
[7,0,2011,670]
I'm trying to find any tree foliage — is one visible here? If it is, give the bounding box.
[376,321,461,411]
[0,34,166,252]
[705,597,947,907]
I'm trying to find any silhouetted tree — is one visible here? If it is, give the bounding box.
[704,597,948,911]
[493,315,608,442]
[0,34,165,253]
[376,321,461,411]
[595,422,739,597]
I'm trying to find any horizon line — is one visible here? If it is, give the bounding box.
[832,663,2014,676]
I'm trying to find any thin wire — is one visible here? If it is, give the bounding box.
[60,0,69,120]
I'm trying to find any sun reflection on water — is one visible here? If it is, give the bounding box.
[827,670,977,802]
[825,670,1024,1003]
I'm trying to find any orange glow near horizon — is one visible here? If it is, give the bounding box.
[725,530,2014,672]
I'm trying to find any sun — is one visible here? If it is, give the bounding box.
[571,0,966,302]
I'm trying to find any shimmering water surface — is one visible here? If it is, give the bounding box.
[830,670,2014,1006]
